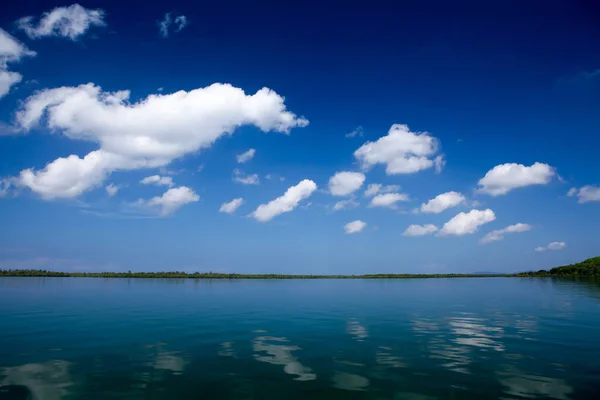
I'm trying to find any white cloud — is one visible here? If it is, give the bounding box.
[354,124,442,175]
[158,12,188,38]
[142,186,199,216]
[0,70,22,99]
[233,169,260,185]
[403,224,438,236]
[105,183,119,196]
[333,198,358,211]
[363,183,400,197]
[438,209,496,236]
[480,223,532,244]
[535,241,566,252]
[567,185,600,203]
[236,148,256,163]
[14,83,307,198]
[345,126,363,138]
[477,162,555,196]
[434,155,446,173]
[369,192,409,208]
[220,198,244,214]
[16,4,105,40]
[328,171,365,196]
[420,191,465,213]
[0,29,36,98]
[0,178,12,197]
[251,179,316,222]
[0,29,36,63]
[140,175,174,187]
[344,220,366,234]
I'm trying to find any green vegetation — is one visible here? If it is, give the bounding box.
[515,256,600,277]
[1,257,598,278]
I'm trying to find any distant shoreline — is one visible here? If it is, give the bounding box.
[1,256,598,279]
[0,271,517,279]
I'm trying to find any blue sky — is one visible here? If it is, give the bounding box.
[0,0,599,274]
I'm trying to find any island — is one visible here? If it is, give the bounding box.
[515,256,600,277]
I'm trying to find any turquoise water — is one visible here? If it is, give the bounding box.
[1,277,599,399]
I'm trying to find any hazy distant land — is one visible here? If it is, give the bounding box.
[0,257,598,279]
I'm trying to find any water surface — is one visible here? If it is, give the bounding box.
[1,277,599,399]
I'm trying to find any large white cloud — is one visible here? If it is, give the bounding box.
[251,179,316,222]
[16,4,105,40]
[142,186,199,216]
[477,162,555,196]
[535,242,566,252]
[369,193,409,208]
[14,83,307,198]
[403,224,438,236]
[328,171,365,196]
[438,209,496,236]
[344,220,366,234]
[236,148,256,163]
[480,223,531,244]
[0,29,36,99]
[567,185,600,204]
[420,191,465,213]
[220,198,244,214]
[354,124,442,174]
[140,175,174,187]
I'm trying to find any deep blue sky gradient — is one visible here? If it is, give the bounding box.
[1,0,599,273]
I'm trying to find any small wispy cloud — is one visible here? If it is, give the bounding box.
[158,12,189,38]
[534,241,566,252]
[233,169,259,185]
[236,148,256,163]
[345,126,364,138]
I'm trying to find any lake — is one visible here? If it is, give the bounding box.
[1,277,599,399]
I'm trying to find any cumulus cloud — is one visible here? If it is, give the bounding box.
[345,126,363,138]
[403,224,438,236]
[354,124,442,175]
[16,4,105,40]
[158,12,188,38]
[333,198,358,211]
[369,193,409,208]
[567,185,600,203]
[477,162,555,196]
[480,223,532,244]
[363,183,400,197]
[140,175,174,187]
[328,171,365,196]
[438,209,496,236]
[344,220,366,234]
[236,148,256,163]
[13,83,307,198]
[535,242,566,252]
[233,169,260,185]
[141,186,199,216]
[419,191,465,214]
[251,179,316,222]
[0,29,36,98]
[220,198,244,214]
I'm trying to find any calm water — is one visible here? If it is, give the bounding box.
[1,278,599,399]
